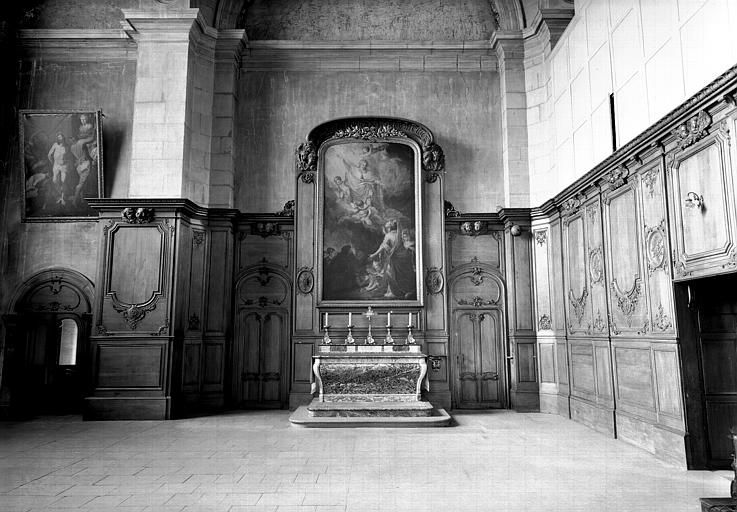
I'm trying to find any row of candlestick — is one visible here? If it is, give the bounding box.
[322,311,414,328]
[321,308,415,345]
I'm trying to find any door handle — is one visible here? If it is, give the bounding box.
[506,355,514,360]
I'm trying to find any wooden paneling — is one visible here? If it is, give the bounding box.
[206,229,231,333]
[447,231,502,271]
[614,345,655,409]
[669,124,737,279]
[653,347,683,422]
[570,343,595,396]
[108,227,163,305]
[96,344,164,389]
[539,342,555,383]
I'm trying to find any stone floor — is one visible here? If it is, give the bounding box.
[0,410,731,512]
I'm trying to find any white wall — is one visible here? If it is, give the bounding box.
[529,0,737,204]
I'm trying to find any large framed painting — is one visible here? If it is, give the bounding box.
[20,110,103,221]
[317,136,423,306]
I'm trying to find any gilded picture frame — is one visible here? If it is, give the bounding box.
[316,131,424,307]
[19,110,104,221]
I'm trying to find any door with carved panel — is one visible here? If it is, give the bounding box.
[452,309,504,409]
[449,265,507,409]
[232,269,290,409]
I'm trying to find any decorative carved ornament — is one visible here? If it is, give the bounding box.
[256,267,272,287]
[425,267,444,295]
[334,124,407,141]
[568,286,588,326]
[445,200,461,217]
[188,314,200,331]
[153,318,169,336]
[641,169,658,197]
[561,193,586,216]
[470,266,485,286]
[296,140,317,183]
[460,221,487,236]
[422,142,445,183]
[611,277,642,327]
[112,302,156,330]
[684,191,704,211]
[588,247,604,285]
[121,207,154,224]
[593,310,607,333]
[244,296,283,308]
[605,165,629,190]
[192,229,205,249]
[645,220,667,275]
[586,204,599,222]
[458,296,497,307]
[653,304,673,331]
[673,110,711,150]
[534,229,547,246]
[276,200,295,217]
[296,267,314,294]
[96,325,110,336]
[251,222,280,238]
[538,314,552,331]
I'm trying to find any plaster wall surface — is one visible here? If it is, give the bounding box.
[529,0,737,204]
[236,71,503,213]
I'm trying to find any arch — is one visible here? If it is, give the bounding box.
[447,262,507,309]
[9,268,94,315]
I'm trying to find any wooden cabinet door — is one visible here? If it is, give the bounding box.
[452,309,504,409]
[669,124,737,279]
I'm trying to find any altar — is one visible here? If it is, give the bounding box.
[289,308,451,427]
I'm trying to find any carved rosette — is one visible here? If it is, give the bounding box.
[645,220,667,274]
[470,266,485,286]
[121,207,154,224]
[425,267,444,295]
[588,247,604,285]
[568,287,588,326]
[296,267,314,295]
[296,140,317,183]
[538,314,552,331]
[534,229,548,246]
[673,110,711,150]
[611,278,642,327]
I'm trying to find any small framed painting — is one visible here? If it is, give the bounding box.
[20,110,103,221]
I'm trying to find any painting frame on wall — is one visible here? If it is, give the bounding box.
[19,109,104,222]
[317,137,424,307]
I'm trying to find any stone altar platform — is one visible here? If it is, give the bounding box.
[289,344,451,427]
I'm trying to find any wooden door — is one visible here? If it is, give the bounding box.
[693,279,737,468]
[452,309,504,409]
[234,308,287,408]
[22,315,84,414]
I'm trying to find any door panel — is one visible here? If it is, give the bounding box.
[452,309,504,409]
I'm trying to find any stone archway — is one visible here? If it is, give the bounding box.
[1,268,93,416]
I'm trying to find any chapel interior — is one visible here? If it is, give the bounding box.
[2,0,737,509]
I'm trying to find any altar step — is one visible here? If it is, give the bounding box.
[289,399,451,427]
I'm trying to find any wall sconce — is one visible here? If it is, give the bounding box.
[684,192,703,211]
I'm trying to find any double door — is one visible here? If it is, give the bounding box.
[451,309,505,409]
[232,308,287,408]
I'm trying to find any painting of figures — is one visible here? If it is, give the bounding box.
[20,110,103,220]
[321,141,421,304]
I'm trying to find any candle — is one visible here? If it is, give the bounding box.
[387,311,391,326]
[408,312,412,326]
[348,312,352,325]
[324,312,328,327]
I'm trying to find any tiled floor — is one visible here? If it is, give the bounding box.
[0,410,731,511]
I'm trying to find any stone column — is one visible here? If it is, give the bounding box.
[493,35,530,208]
[123,7,200,200]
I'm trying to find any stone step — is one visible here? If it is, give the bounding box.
[290,404,451,428]
[307,400,434,417]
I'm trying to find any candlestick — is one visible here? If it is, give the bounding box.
[385,325,394,344]
[408,312,412,325]
[406,324,415,344]
[324,312,328,327]
[345,325,355,344]
[387,311,391,327]
[322,325,332,345]
[348,312,352,325]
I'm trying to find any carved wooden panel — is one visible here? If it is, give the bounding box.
[183,341,200,389]
[109,228,163,304]
[550,220,566,334]
[539,342,556,383]
[594,343,612,401]
[450,266,504,308]
[604,185,646,335]
[564,215,590,334]
[570,342,596,397]
[237,232,291,271]
[206,229,232,333]
[668,125,736,279]
[447,231,502,271]
[613,345,655,411]
[653,347,684,427]
[203,342,224,389]
[96,344,164,389]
